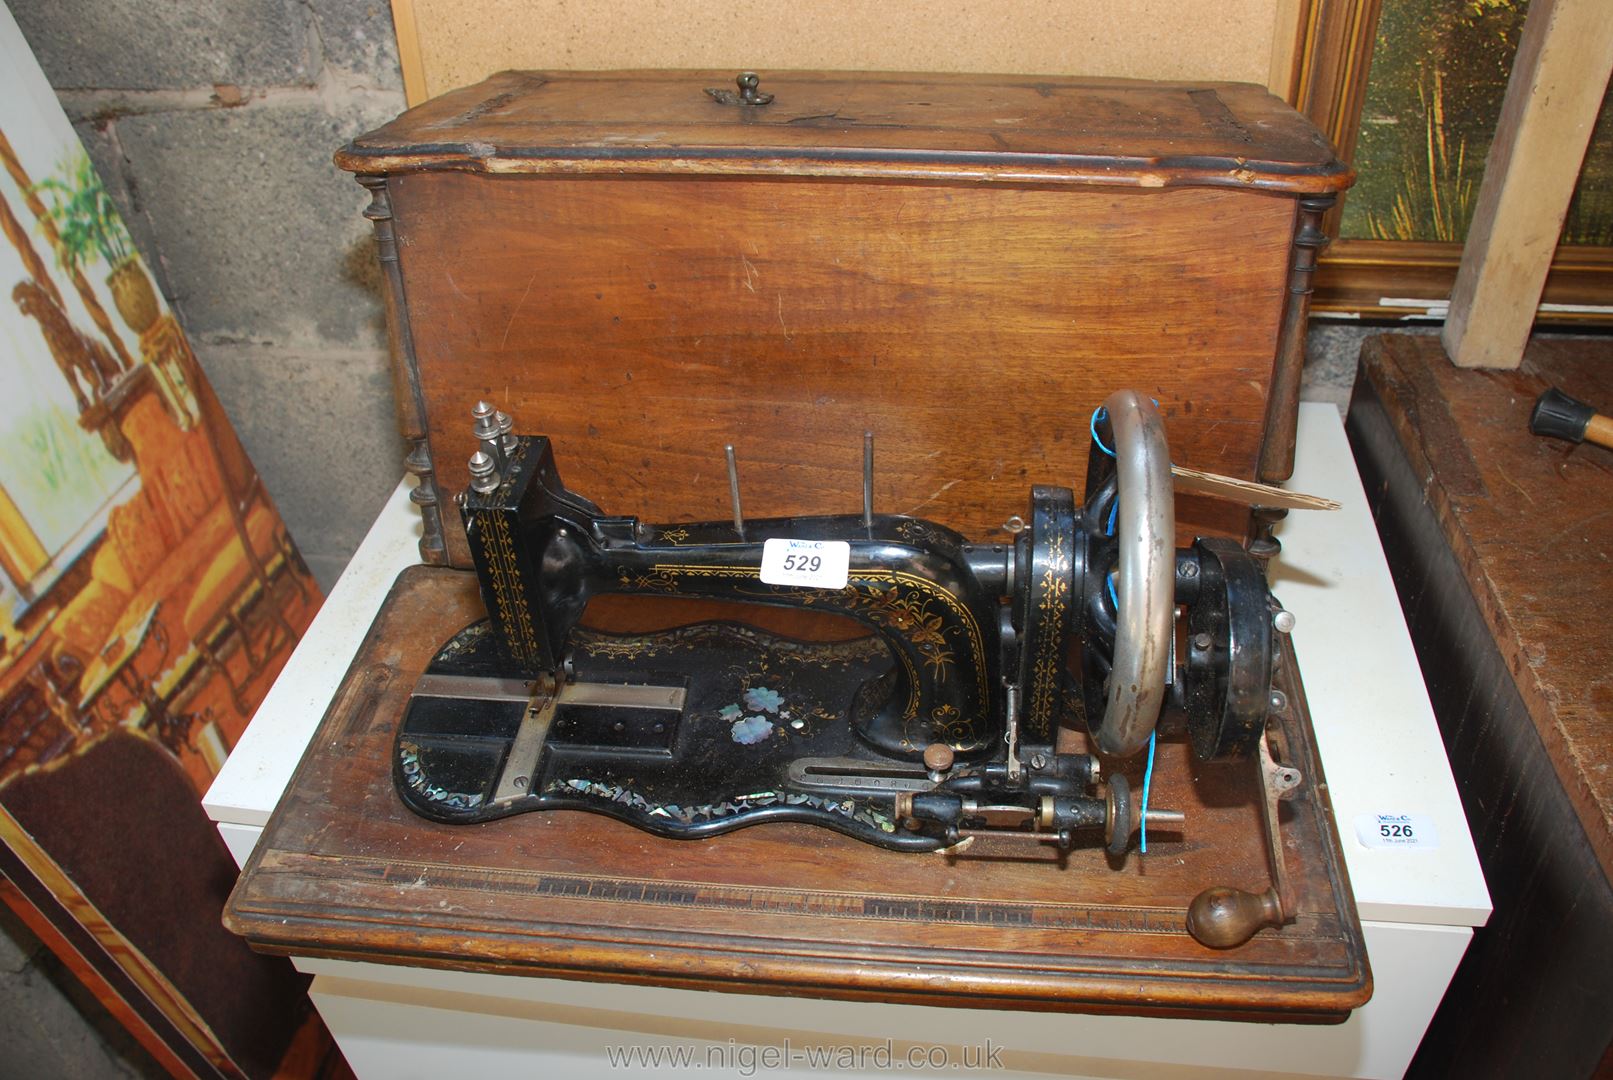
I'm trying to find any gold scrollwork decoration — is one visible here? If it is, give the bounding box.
[481,511,541,665]
[1026,529,1070,735]
[635,563,990,745]
[617,567,682,593]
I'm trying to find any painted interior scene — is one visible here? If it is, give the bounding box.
[0,37,323,1076]
[0,135,320,799]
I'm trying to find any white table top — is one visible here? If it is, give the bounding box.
[203,477,423,828]
[1272,404,1488,926]
[206,402,1489,928]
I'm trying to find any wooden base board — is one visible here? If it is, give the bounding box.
[226,567,1369,1021]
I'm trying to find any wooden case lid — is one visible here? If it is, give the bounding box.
[341,69,1349,569]
[336,69,1349,193]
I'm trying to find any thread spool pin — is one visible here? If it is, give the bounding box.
[725,445,745,540]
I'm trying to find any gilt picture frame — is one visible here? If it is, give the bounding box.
[1291,0,1613,322]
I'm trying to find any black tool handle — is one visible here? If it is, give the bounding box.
[1530,387,1595,443]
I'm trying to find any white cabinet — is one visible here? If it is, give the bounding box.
[207,405,1489,1079]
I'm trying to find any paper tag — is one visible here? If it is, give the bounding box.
[759,538,850,590]
[1355,812,1439,850]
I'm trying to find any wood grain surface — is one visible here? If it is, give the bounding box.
[390,173,1296,567]
[338,70,1351,193]
[1349,333,1613,1077]
[225,567,1369,1019]
[1354,333,1613,879]
[338,71,1350,566]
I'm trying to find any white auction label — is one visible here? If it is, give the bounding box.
[1354,812,1439,850]
[759,538,850,589]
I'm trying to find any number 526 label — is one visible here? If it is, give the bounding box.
[1355,812,1439,850]
[759,538,850,590]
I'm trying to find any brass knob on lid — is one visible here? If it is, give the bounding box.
[922,743,955,773]
[705,72,774,107]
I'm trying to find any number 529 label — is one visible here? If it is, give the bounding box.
[1354,812,1439,850]
[759,538,850,590]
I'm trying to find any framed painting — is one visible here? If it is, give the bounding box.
[1291,0,1613,321]
[0,6,326,1077]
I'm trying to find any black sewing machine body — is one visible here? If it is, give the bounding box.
[394,392,1301,945]
[405,497,1084,829]
[400,440,1079,838]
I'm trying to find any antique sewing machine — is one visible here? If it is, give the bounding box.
[222,70,1376,1018]
[395,388,1314,948]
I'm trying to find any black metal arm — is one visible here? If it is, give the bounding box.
[462,435,1003,756]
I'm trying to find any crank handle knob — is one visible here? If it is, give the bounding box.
[1186,885,1285,949]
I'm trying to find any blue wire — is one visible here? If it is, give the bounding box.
[1140,731,1156,853]
[1106,567,1149,853]
[1089,406,1115,457]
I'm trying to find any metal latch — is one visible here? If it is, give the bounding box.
[706,71,773,107]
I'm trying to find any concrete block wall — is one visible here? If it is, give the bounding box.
[8,0,1399,593]
[0,903,161,1077]
[12,0,409,592]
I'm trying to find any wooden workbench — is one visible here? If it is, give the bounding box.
[1347,332,1613,1077]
